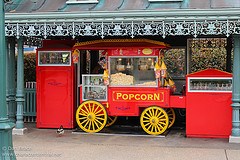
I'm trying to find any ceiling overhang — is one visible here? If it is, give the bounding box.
[5,8,240,38]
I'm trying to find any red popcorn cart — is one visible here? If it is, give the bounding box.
[73,39,186,135]
[36,40,76,129]
[186,69,232,138]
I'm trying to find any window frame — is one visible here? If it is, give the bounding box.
[66,0,99,4]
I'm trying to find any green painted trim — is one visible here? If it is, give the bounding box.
[231,35,240,137]
[0,0,7,119]
[0,1,16,159]
[15,37,24,129]
[8,38,16,123]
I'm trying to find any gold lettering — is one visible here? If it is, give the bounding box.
[154,93,160,100]
[141,94,147,100]
[115,92,163,101]
[116,93,122,100]
[129,94,135,100]
[135,94,140,100]
[122,94,128,100]
[148,94,153,100]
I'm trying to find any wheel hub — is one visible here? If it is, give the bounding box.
[87,113,96,121]
[150,117,159,125]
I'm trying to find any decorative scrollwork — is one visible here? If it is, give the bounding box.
[5,20,240,39]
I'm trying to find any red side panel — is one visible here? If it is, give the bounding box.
[107,87,170,116]
[186,93,232,138]
[186,69,232,138]
[36,67,75,128]
[169,95,186,108]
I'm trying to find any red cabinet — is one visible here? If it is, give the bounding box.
[186,69,232,138]
[36,48,76,129]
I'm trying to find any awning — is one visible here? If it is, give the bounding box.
[72,39,170,50]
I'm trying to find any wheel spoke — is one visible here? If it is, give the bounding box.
[156,110,162,118]
[91,103,96,112]
[158,114,165,119]
[78,112,88,117]
[144,122,151,127]
[95,118,104,126]
[145,112,151,119]
[108,117,113,121]
[147,124,152,131]
[95,113,105,117]
[93,105,100,114]
[159,121,167,126]
[154,109,158,117]
[79,117,87,120]
[93,120,100,129]
[83,104,90,113]
[151,125,154,132]
[80,118,88,125]
[80,108,89,116]
[143,115,150,120]
[156,125,161,132]
[157,123,164,129]
[91,121,95,131]
[95,107,103,115]
[88,120,92,130]
[166,109,170,114]
[148,109,153,117]
[142,120,150,123]
[83,119,90,128]
[96,117,105,121]
[159,118,167,122]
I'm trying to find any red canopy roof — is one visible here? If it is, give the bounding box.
[187,68,232,77]
[73,39,170,50]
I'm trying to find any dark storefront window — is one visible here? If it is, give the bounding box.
[164,48,186,78]
[189,38,229,73]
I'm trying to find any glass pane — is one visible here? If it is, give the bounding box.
[82,74,107,101]
[109,56,157,86]
[189,78,232,92]
[39,51,71,66]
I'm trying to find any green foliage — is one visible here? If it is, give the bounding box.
[24,53,36,82]
[191,48,227,72]
[165,48,185,78]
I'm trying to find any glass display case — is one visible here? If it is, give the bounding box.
[188,77,232,92]
[82,74,107,101]
[109,56,158,87]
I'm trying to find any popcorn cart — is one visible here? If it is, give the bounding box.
[73,39,186,135]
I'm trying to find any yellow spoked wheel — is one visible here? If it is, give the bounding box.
[165,108,176,128]
[76,100,107,133]
[140,106,169,135]
[106,116,118,127]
